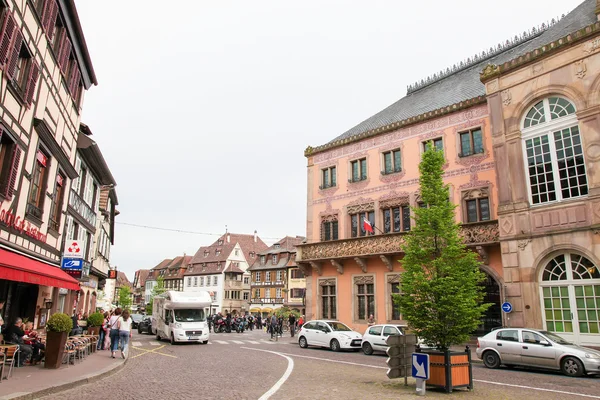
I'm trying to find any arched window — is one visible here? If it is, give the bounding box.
[521,97,588,205]
[539,253,600,343]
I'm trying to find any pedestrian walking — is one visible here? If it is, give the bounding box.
[298,315,304,330]
[270,314,278,340]
[118,310,133,359]
[288,313,296,337]
[108,308,122,358]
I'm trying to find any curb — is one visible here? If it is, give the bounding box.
[0,356,128,400]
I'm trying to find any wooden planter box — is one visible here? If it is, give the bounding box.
[418,347,473,393]
[45,331,68,369]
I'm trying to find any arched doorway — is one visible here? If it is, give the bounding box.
[474,270,502,335]
[539,253,600,345]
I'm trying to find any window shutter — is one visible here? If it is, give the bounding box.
[42,0,59,39]
[3,145,21,198]
[73,155,81,192]
[66,215,73,240]
[0,13,15,66]
[57,36,71,73]
[5,28,23,81]
[68,66,80,96]
[23,61,40,106]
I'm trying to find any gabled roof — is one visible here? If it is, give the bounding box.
[184,262,226,276]
[248,236,304,271]
[133,269,150,287]
[116,271,131,288]
[164,256,192,280]
[189,232,268,266]
[146,258,173,281]
[311,0,597,153]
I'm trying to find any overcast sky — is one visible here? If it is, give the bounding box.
[75,0,582,281]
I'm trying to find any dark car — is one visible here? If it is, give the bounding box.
[131,314,144,329]
[138,316,153,334]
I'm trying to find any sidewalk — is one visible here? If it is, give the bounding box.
[0,350,126,400]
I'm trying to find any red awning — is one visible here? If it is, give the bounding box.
[0,248,80,291]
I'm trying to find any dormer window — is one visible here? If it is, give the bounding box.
[216,250,221,256]
[261,255,266,264]
[274,244,280,249]
[217,262,222,269]
[250,252,255,258]
[272,255,278,264]
[204,251,209,257]
[218,239,223,245]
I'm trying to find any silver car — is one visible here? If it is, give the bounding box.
[476,327,600,377]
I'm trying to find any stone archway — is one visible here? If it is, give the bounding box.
[474,270,502,335]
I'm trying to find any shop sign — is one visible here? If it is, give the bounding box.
[64,240,83,258]
[0,208,47,243]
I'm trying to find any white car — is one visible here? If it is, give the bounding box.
[298,320,362,351]
[361,324,407,355]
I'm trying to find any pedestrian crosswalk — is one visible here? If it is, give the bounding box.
[205,338,293,346]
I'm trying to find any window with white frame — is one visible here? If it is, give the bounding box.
[243,292,249,300]
[266,271,271,282]
[276,288,282,298]
[200,277,204,286]
[243,276,249,284]
[213,276,218,285]
[522,97,588,205]
[187,277,192,286]
[272,254,278,264]
[255,272,261,282]
[194,277,198,286]
[276,270,283,281]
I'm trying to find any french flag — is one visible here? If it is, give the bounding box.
[363,218,374,234]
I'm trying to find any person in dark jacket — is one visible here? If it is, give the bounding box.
[4,318,33,366]
[288,314,297,337]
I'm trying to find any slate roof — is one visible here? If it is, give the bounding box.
[323,0,597,146]
[146,258,172,281]
[248,236,305,271]
[184,262,226,276]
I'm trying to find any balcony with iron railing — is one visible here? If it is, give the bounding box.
[296,220,499,264]
[68,189,96,228]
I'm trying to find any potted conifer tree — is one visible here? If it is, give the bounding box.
[87,312,104,351]
[45,313,72,369]
[395,143,489,392]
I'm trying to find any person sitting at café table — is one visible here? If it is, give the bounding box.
[24,321,45,365]
[4,317,33,366]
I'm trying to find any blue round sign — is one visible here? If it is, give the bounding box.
[501,302,513,313]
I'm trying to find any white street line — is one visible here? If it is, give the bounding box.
[149,341,160,346]
[246,341,260,344]
[215,340,229,344]
[274,351,386,369]
[241,347,294,400]
[474,379,600,399]
[206,342,212,345]
[132,341,142,347]
[232,340,244,344]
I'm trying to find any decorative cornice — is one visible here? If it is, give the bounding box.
[305,97,487,157]
[480,20,600,83]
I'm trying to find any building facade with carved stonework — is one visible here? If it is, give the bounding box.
[0,0,96,329]
[298,0,600,345]
[481,0,600,346]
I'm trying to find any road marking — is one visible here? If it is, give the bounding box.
[130,345,177,359]
[246,341,260,344]
[149,341,161,346]
[215,340,229,344]
[241,348,294,400]
[232,340,245,344]
[132,341,142,347]
[273,351,386,369]
[474,379,600,399]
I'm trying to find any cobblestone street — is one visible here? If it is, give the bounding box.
[37,330,600,400]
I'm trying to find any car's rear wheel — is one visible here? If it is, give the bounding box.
[362,342,374,355]
[482,351,500,369]
[330,339,341,352]
[170,333,176,345]
[299,336,308,348]
[561,356,585,377]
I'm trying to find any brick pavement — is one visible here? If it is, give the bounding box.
[0,349,125,400]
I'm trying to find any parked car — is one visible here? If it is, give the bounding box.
[298,320,362,351]
[131,314,144,329]
[361,324,407,355]
[476,327,600,377]
[137,316,153,334]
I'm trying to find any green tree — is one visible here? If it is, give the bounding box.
[118,286,132,310]
[145,277,166,315]
[395,143,489,350]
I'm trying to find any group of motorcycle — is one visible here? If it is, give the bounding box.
[210,314,255,334]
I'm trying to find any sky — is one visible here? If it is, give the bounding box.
[74,0,583,281]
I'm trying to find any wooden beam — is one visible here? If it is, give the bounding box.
[330,259,344,275]
[354,257,367,273]
[309,261,322,276]
[380,255,393,271]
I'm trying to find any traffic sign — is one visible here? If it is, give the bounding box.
[64,240,83,258]
[412,353,430,380]
[501,302,513,313]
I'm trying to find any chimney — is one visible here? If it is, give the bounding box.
[227,233,230,243]
[254,230,257,243]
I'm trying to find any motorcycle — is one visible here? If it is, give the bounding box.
[213,317,228,333]
[232,317,245,333]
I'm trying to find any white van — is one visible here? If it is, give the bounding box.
[152,291,211,344]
